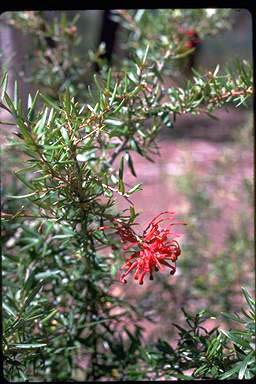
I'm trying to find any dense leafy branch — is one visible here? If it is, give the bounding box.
[139,288,255,380]
[1,9,253,381]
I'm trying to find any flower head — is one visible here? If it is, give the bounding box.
[100,211,186,285]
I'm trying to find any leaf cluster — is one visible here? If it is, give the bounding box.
[112,9,234,60]
[141,288,255,380]
[1,11,92,100]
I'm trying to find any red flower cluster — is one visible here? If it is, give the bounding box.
[100,211,186,285]
[178,27,201,49]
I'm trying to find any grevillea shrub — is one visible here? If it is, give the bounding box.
[1,9,254,381]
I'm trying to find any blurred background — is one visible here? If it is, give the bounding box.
[0,9,252,104]
[1,8,254,346]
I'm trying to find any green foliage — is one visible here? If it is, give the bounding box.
[1,11,91,100]
[1,9,253,381]
[112,9,233,74]
[141,287,255,380]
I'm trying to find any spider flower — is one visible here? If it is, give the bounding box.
[100,211,186,285]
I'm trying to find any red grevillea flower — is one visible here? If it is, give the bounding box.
[100,211,186,285]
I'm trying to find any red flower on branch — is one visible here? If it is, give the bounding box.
[99,211,186,285]
[178,27,201,49]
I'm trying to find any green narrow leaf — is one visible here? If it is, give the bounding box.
[173,47,195,59]
[25,313,45,322]
[94,73,102,92]
[110,82,118,105]
[118,179,125,194]
[84,318,114,328]
[23,269,37,293]
[130,138,144,156]
[242,287,255,313]
[219,363,241,379]
[3,254,19,263]
[245,370,254,380]
[104,119,123,126]
[142,44,150,65]
[221,312,246,324]
[157,339,175,354]
[39,92,62,111]
[119,156,124,180]
[129,206,136,223]
[107,67,112,89]
[9,343,47,350]
[27,93,32,110]
[213,64,220,77]
[238,351,255,379]
[127,183,142,195]
[124,72,128,93]
[8,191,37,199]
[127,72,138,84]
[20,280,45,312]
[1,72,8,101]
[13,80,18,110]
[51,234,74,239]
[240,307,254,320]
[128,85,140,97]
[99,92,106,110]
[3,302,17,318]
[87,84,95,103]
[87,103,95,113]
[193,364,208,377]
[20,224,41,238]
[64,88,71,115]
[219,329,250,349]
[93,102,99,113]
[239,61,251,84]
[35,107,48,134]
[69,310,74,328]
[16,117,34,144]
[35,270,63,280]
[4,92,17,115]
[47,107,55,126]
[112,98,125,114]
[33,174,51,182]
[207,338,221,358]
[126,152,137,177]
[4,317,24,337]
[40,309,59,325]
[172,322,189,334]
[60,126,70,144]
